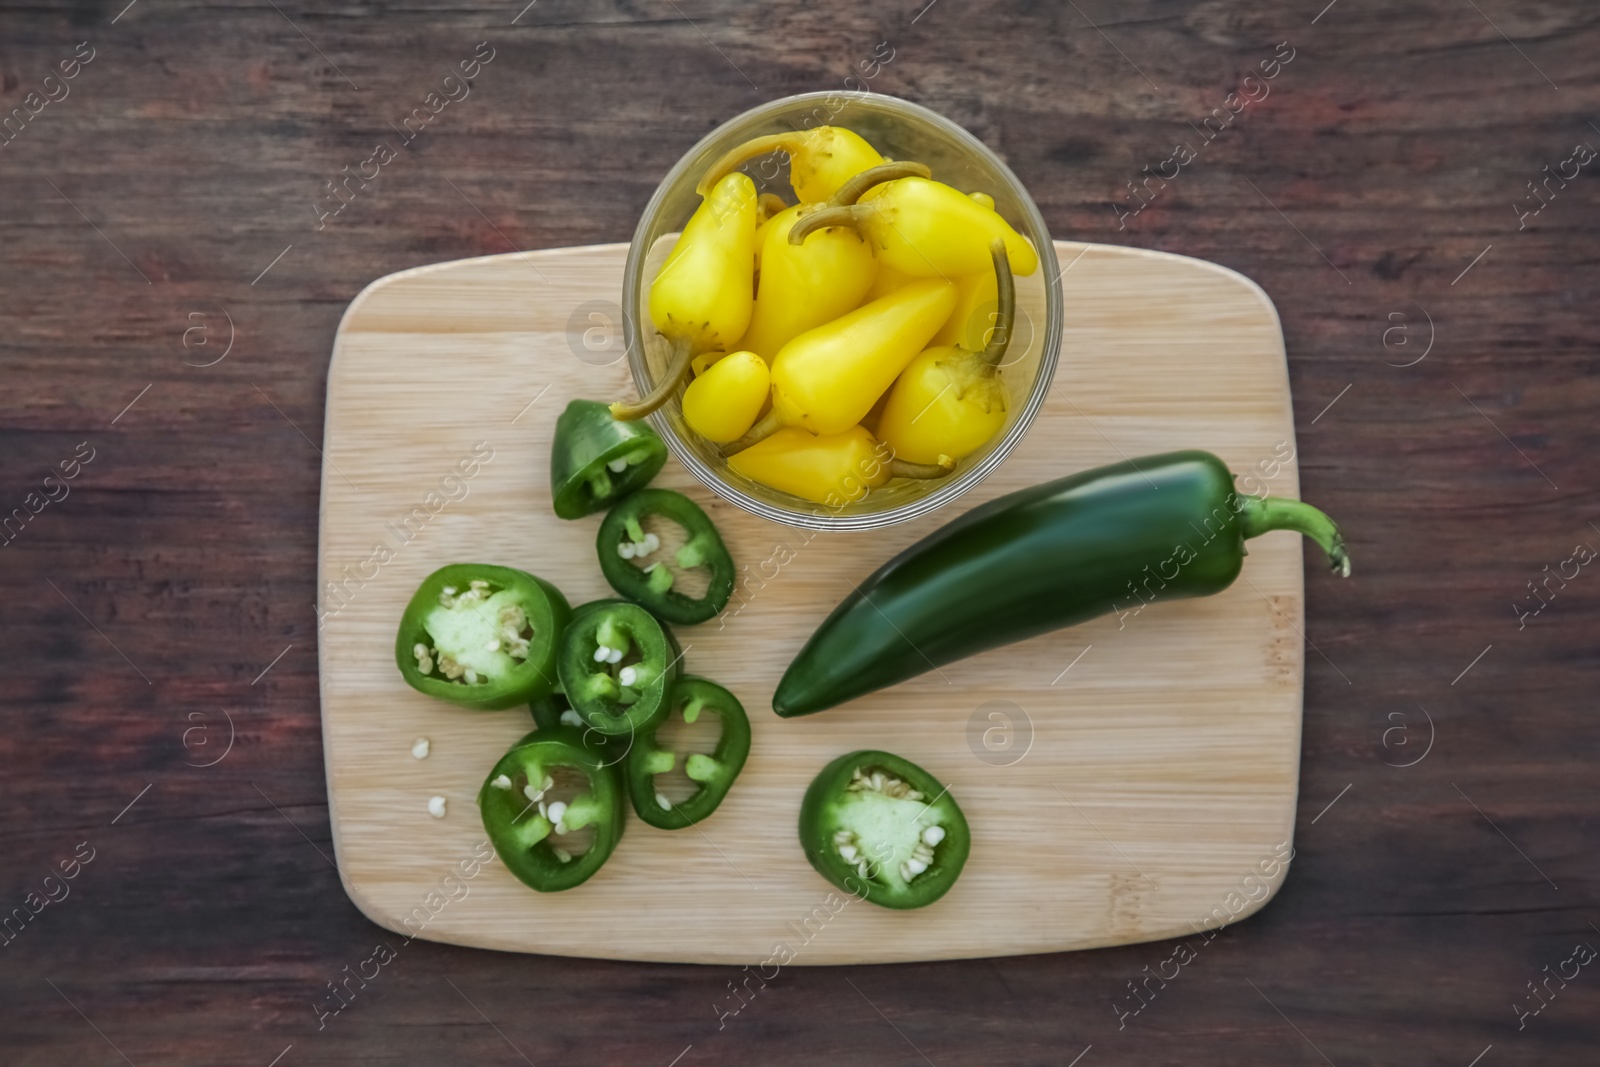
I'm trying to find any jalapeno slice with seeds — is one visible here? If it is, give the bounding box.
[550,400,668,520]
[557,599,679,736]
[394,564,569,711]
[597,489,735,625]
[479,734,625,892]
[626,677,750,829]
[798,750,970,909]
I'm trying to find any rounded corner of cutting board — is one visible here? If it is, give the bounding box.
[317,239,1307,964]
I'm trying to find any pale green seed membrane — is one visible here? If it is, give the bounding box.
[836,791,943,890]
[419,584,532,684]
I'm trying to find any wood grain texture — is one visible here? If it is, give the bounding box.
[319,241,1303,963]
[2,0,1598,1063]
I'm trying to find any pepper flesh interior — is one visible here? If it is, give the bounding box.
[649,702,723,804]
[832,765,944,889]
[614,513,712,600]
[416,580,534,685]
[505,759,600,860]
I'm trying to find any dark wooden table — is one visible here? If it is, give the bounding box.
[3,1,1597,1063]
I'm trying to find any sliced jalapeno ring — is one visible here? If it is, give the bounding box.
[798,750,970,910]
[597,489,735,625]
[529,691,635,769]
[550,399,669,520]
[479,734,625,892]
[557,599,679,737]
[626,677,750,829]
[394,564,570,711]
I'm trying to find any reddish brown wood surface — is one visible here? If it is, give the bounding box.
[2,1,1597,1064]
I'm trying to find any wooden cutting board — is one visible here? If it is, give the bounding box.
[317,241,1305,964]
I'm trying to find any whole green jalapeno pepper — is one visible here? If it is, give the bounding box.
[550,400,668,520]
[395,564,570,711]
[558,599,680,736]
[625,677,751,829]
[597,489,734,625]
[775,450,1350,717]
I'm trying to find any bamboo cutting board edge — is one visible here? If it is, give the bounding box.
[317,240,1305,964]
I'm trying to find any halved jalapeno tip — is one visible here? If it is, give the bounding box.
[550,399,669,520]
[394,564,571,711]
[557,599,680,738]
[479,735,625,892]
[798,750,970,910]
[597,489,735,626]
[625,676,751,830]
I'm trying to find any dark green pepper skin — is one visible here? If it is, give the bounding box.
[551,400,668,519]
[394,564,570,711]
[597,489,735,625]
[479,734,624,892]
[626,677,750,829]
[774,451,1349,717]
[529,692,635,769]
[557,599,680,737]
[799,750,970,910]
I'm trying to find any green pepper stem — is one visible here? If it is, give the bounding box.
[1239,495,1352,577]
[787,204,871,247]
[827,161,931,207]
[720,410,782,457]
[611,335,694,421]
[975,240,1015,369]
[696,132,807,197]
[889,455,957,480]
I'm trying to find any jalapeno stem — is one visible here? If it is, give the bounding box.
[826,161,931,207]
[889,455,956,480]
[720,410,783,457]
[975,240,1015,370]
[611,335,694,421]
[786,203,873,247]
[756,191,789,221]
[1238,495,1352,577]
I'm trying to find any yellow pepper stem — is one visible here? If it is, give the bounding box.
[976,240,1015,369]
[756,192,789,222]
[786,203,872,247]
[696,132,807,197]
[827,161,931,207]
[889,455,956,479]
[719,410,782,457]
[611,335,694,421]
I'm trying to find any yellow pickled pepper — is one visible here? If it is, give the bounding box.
[726,277,956,453]
[697,126,884,204]
[612,172,758,420]
[787,176,1039,278]
[930,268,999,349]
[728,426,952,507]
[736,203,874,360]
[682,351,769,444]
[878,241,1016,465]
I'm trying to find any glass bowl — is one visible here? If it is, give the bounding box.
[622,91,1062,531]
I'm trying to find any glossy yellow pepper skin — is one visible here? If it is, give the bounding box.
[728,426,951,507]
[736,205,876,361]
[863,263,914,302]
[697,127,884,204]
[789,176,1038,278]
[878,242,1016,465]
[930,268,1000,349]
[763,278,956,439]
[682,351,769,444]
[614,172,757,420]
